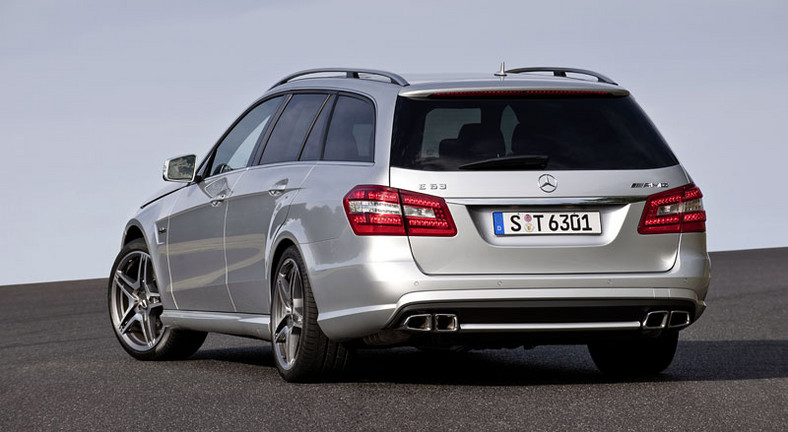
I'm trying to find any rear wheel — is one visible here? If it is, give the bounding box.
[271,246,350,382]
[108,239,206,360]
[588,331,678,375]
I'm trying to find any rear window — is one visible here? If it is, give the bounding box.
[391,95,678,171]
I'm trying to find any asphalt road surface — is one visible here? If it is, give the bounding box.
[1,249,786,431]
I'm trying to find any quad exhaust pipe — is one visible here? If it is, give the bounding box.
[401,314,433,332]
[642,310,692,330]
[401,313,459,332]
[434,314,459,332]
[401,310,691,333]
[668,310,691,328]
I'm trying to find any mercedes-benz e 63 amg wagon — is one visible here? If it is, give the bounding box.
[109,66,710,382]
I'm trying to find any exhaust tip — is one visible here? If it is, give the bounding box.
[668,310,691,328]
[401,314,433,332]
[434,314,459,332]
[642,310,669,330]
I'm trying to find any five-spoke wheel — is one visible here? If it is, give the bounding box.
[271,257,304,370]
[108,239,206,360]
[270,246,351,382]
[110,249,164,350]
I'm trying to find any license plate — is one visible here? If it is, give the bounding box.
[493,212,602,235]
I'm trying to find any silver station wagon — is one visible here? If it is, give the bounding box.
[109,66,711,382]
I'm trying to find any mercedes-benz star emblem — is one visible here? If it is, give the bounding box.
[538,174,558,193]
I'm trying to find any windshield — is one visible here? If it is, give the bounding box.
[391,95,678,171]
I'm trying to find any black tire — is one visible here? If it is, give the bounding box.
[588,331,679,375]
[271,246,351,382]
[108,239,206,361]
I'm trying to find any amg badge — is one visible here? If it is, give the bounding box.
[631,182,668,189]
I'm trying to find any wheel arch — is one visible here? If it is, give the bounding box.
[269,236,298,296]
[119,219,177,309]
[122,223,146,247]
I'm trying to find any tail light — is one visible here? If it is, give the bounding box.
[638,184,706,234]
[343,185,457,236]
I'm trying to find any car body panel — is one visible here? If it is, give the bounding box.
[390,165,690,275]
[224,163,314,313]
[165,171,244,312]
[313,232,709,340]
[122,193,181,310]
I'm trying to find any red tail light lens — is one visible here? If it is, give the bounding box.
[399,189,457,236]
[638,184,706,234]
[343,185,457,236]
[343,186,404,235]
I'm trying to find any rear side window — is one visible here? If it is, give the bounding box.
[299,95,334,161]
[261,94,327,164]
[391,96,678,171]
[323,96,375,162]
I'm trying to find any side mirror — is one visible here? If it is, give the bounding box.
[163,154,197,183]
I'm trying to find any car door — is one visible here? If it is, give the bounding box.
[225,93,330,314]
[166,96,285,311]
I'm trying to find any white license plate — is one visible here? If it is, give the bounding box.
[493,212,602,235]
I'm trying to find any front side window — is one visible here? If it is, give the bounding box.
[207,96,284,177]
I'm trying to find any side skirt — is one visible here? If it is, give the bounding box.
[161,310,271,340]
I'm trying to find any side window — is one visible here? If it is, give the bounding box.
[299,95,334,161]
[323,96,375,162]
[260,94,327,165]
[208,96,283,177]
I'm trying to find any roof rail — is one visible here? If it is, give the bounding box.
[505,67,618,86]
[271,68,409,89]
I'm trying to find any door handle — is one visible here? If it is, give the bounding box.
[210,193,227,207]
[268,180,288,196]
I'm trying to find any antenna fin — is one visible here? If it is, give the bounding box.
[494,61,507,77]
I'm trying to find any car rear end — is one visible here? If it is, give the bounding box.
[317,76,709,353]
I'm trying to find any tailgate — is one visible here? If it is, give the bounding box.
[390,166,689,275]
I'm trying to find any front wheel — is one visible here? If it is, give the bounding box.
[271,246,350,382]
[588,332,679,375]
[108,239,206,361]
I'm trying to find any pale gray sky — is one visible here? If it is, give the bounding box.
[1,0,786,285]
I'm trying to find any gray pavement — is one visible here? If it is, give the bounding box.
[1,249,786,431]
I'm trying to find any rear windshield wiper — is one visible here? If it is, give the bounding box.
[458,155,549,171]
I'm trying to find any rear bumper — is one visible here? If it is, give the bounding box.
[305,234,710,341]
[318,286,706,341]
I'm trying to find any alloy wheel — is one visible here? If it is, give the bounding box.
[272,257,304,370]
[109,250,164,351]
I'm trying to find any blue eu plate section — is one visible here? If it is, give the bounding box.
[493,212,504,235]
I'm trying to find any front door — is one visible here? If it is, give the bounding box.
[166,95,285,311]
[167,172,242,311]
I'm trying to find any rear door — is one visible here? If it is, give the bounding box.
[389,93,688,275]
[224,93,329,313]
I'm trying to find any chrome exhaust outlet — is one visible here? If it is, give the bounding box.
[401,314,433,332]
[642,311,669,330]
[668,310,691,329]
[434,314,459,332]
